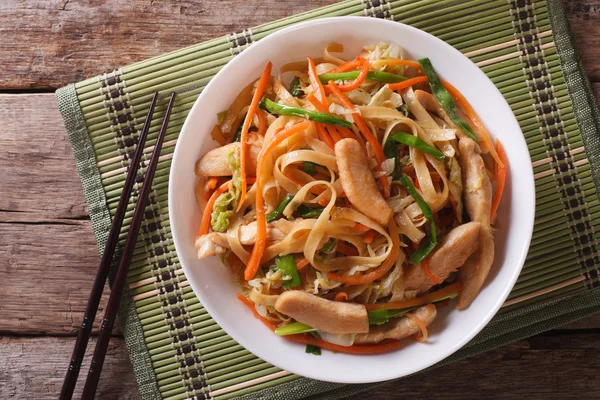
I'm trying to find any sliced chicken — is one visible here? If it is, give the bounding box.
[195,220,288,258]
[354,304,437,344]
[404,222,481,294]
[456,137,494,309]
[274,291,369,334]
[195,142,260,177]
[335,138,393,226]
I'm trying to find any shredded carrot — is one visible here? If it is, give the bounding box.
[421,258,441,284]
[245,120,312,281]
[351,223,371,233]
[386,76,429,91]
[405,313,428,342]
[330,58,362,73]
[327,126,342,143]
[198,180,231,235]
[307,93,329,113]
[239,62,272,211]
[334,292,349,302]
[337,127,355,139]
[336,241,359,257]
[328,219,400,284]
[236,294,276,331]
[315,122,335,149]
[307,57,327,104]
[365,282,463,310]
[375,59,422,70]
[286,333,403,354]
[327,81,390,197]
[441,80,504,168]
[256,108,268,136]
[490,139,507,221]
[297,258,310,270]
[207,177,219,190]
[336,57,370,92]
[203,190,213,201]
[363,230,376,244]
[317,198,330,207]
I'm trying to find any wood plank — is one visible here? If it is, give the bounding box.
[0,336,138,400]
[0,0,597,89]
[1,332,600,399]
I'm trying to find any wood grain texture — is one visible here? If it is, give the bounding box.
[0,336,138,400]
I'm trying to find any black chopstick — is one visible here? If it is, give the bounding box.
[80,92,177,399]
[59,92,159,400]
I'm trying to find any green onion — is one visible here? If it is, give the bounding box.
[399,175,437,264]
[260,98,352,128]
[302,161,317,175]
[289,76,303,97]
[294,204,324,218]
[274,321,316,336]
[275,255,302,289]
[383,137,402,180]
[305,344,322,355]
[266,194,294,223]
[397,104,409,117]
[320,240,336,253]
[318,71,407,84]
[389,132,445,161]
[232,113,246,143]
[418,58,478,142]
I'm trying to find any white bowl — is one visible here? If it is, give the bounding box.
[169,16,535,383]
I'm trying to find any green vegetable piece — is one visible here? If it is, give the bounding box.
[210,151,243,232]
[418,58,478,142]
[274,321,317,336]
[305,344,322,355]
[294,204,324,218]
[289,76,303,97]
[397,104,409,117]
[318,71,407,84]
[367,309,390,325]
[389,132,445,161]
[383,137,402,180]
[275,255,302,289]
[260,98,352,128]
[399,175,438,264]
[302,161,317,175]
[266,194,294,223]
[319,240,336,253]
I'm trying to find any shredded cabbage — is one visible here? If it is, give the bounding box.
[210,149,242,232]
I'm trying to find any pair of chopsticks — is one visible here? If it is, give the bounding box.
[60,92,176,400]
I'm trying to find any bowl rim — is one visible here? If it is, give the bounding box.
[169,15,535,383]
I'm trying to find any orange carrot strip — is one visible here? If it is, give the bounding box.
[285,333,403,354]
[363,230,376,244]
[315,122,335,149]
[364,282,463,311]
[239,62,272,211]
[351,223,371,233]
[198,180,230,235]
[441,80,504,167]
[421,258,441,284]
[490,139,507,221]
[236,294,276,331]
[387,76,429,91]
[318,198,329,207]
[327,126,342,143]
[375,59,422,70]
[307,94,329,113]
[334,292,349,302]
[245,120,312,281]
[327,81,390,197]
[405,313,428,342]
[330,58,361,73]
[328,219,400,285]
[296,258,310,270]
[307,57,327,104]
[337,127,355,139]
[336,241,359,257]
[207,177,219,190]
[336,57,370,92]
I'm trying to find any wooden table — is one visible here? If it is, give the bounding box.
[1,1,599,398]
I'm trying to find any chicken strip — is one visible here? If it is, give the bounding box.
[195,142,260,177]
[354,304,437,344]
[456,137,494,309]
[335,138,393,226]
[404,222,481,294]
[275,291,369,334]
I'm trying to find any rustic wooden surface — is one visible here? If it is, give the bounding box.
[0,1,599,399]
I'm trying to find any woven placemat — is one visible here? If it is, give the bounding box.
[56,0,600,399]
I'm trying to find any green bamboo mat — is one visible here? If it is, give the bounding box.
[56,0,600,399]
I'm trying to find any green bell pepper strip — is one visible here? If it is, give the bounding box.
[319,239,336,253]
[318,71,407,84]
[266,194,294,223]
[389,132,445,161]
[417,58,478,142]
[260,98,352,128]
[289,76,303,97]
[275,255,302,289]
[399,175,437,264]
[294,204,324,218]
